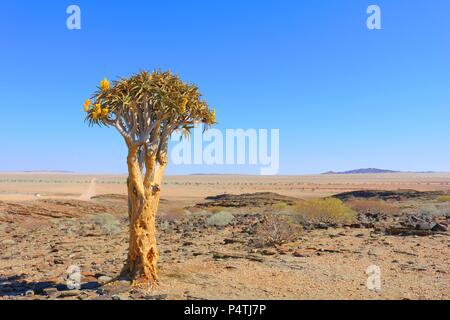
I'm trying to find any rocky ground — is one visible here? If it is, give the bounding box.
[0,191,449,300]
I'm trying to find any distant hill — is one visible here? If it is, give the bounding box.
[322,168,400,175]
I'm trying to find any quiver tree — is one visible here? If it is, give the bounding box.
[84,70,215,284]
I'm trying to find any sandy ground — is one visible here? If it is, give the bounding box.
[0,173,449,300]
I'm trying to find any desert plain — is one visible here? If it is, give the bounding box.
[0,172,449,300]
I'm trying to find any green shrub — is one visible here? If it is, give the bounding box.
[437,195,450,203]
[419,204,449,217]
[206,211,234,227]
[292,198,356,224]
[90,213,121,235]
[272,202,288,211]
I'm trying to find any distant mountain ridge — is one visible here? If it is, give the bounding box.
[322,168,400,175]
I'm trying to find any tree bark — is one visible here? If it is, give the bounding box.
[121,145,166,285]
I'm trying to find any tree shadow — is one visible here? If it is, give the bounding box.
[0,274,100,297]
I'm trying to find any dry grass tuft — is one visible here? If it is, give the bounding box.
[254,214,301,247]
[346,199,400,215]
[160,207,187,221]
[90,213,122,235]
[272,202,289,211]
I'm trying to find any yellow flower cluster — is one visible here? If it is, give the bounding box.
[180,97,188,113]
[83,99,91,112]
[85,103,109,121]
[100,78,110,91]
[101,108,109,118]
[83,77,112,121]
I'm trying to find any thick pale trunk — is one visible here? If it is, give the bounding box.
[121,145,166,285]
[125,191,160,284]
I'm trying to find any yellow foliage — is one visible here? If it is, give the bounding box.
[101,108,109,118]
[293,198,356,224]
[437,195,450,202]
[180,97,188,113]
[86,70,215,129]
[89,103,102,121]
[100,78,110,91]
[83,99,91,112]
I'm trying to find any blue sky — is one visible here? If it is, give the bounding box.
[0,1,449,174]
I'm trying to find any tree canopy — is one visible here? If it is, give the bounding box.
[84,70,216,148]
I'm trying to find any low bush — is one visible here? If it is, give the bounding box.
[436,195,450,203]
[346,199,400,215]
[292,198,356,224]
[272,202,289,211]
[90,213,122,235]
[253,214,301,247]
[419,204,449,217]
[206,211,234,227]
[160,207,187,221]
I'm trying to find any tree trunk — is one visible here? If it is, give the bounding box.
[125,191,160,284]
[121,145,165,285]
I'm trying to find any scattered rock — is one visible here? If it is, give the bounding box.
[316,223,329,230]
[431,223,448,232]
[292,250,310,258]
[276,247,289,255]
[2,239,16,245]
[225,265,238,270]
[261,249,277,256]
[77,291,93,300]
[246,255,265,262]
[197,192,299,208]
[393,250,418,257]
[43,287,58,296]
[143,292,183,300]
[223,238,246,245]
[25,290,34,297]
[57,290,81,298]
[97,276,113,285]
[385,227,438,237]
[413,266,428,272]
